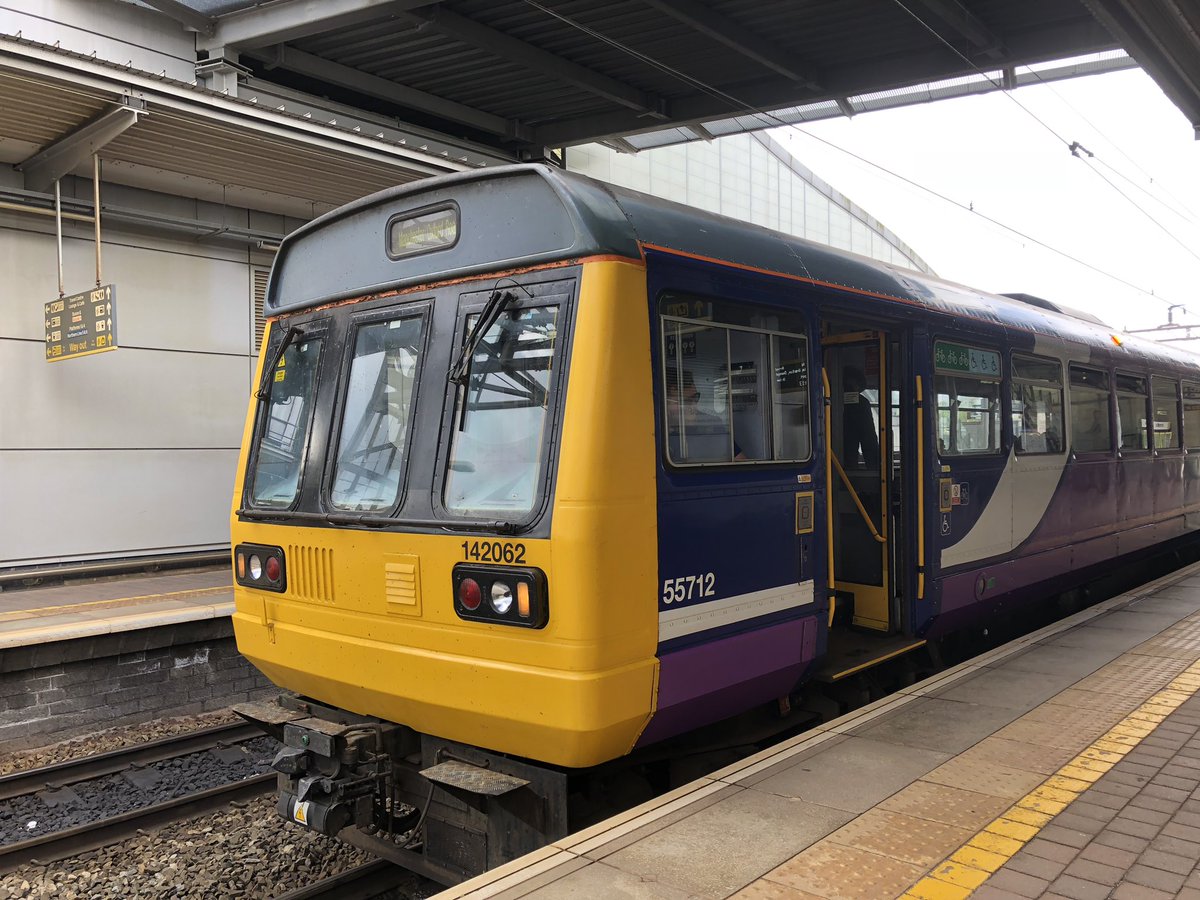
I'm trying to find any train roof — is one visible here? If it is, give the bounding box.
[269,163,1200,375]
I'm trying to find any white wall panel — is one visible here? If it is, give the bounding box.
[0,338,249,449]
[0,1,194,81]
[0,448,238,567]
[0,225,251,355]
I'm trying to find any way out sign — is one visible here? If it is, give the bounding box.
[45,284,117,362]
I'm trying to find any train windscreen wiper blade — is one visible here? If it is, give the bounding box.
[448,290,513,386]
[255,325,302,401]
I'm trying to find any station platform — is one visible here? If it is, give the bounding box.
[0,566,233,650]
[441,562,1200,900]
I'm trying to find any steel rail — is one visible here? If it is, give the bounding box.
[274,859,420,900]
[0,721,264,802]
[0,773,275,874]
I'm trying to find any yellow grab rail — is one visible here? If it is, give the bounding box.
[829,448,887,544]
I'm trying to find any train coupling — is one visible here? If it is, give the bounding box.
[233,695,416,837]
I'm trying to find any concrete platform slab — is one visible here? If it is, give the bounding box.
[741,736,954,812]
[848,697,1020,754]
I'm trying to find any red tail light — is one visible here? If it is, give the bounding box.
[459,577,482,610]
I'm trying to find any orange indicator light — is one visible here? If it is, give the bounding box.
[1111,334,1123,346]
[236,552,245,579]
[517,583,531,618]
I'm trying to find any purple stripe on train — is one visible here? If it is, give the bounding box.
[636,616,818,747]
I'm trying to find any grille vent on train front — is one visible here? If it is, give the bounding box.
[287,545,335,604]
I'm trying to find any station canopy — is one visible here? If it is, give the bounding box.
[159,0,1200,156]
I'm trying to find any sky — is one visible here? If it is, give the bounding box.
[774,66,1200,351]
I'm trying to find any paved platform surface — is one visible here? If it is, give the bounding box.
[0,567,233,649]
[441,563,1200,900]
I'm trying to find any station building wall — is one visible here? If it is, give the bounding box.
[0,170,296,569]
[567,133,930,273]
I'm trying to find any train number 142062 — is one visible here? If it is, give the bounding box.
[662,573,716,605]
[461,541,526,564]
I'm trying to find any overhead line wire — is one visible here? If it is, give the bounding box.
[1019,63,1200,224]
[521,0,1192,316]
[890,0,1200,276]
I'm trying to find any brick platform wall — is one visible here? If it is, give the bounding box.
[0,618,273,750]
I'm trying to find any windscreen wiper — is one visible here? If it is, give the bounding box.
[255,325,303,401]
[448,290,514,386]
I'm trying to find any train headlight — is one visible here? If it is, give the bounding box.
[490,581,514,615]
[452,565,547,628]
[234,543,287,592]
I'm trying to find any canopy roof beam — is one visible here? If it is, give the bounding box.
[904,0,1007,60]
[199,0,437,52]
[245,44,529,141]
[135,0,215,33]
[405,6,669,117]
[639,0,822,89]
[18,99,146,192]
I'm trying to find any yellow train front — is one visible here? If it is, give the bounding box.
[231,166,683,882]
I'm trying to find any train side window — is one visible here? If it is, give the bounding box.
[1185,382,1200,449]
[1012,354,1064,455]
[1152,377,1181,450]
[1115,373,1149,452]
[932,340,1001,456]
[1069,366,1112,453]
[659,293,809,465]
[935,375,1002,455]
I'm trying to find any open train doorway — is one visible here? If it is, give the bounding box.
[821,323,921,677]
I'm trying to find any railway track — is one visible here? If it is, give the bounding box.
[0,721,275,875]
[0,773,274,874]
[275,858,424,900]
[0,721,263,802]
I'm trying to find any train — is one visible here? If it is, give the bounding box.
[230,163,1200,882]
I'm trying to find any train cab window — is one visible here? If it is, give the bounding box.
[444,303,560,517]
[659,294,809,465]
[1115,373,1150,452]
[1185,382,1200,449]
[330,314,425,511]
[1069,366,1112,453]
[248,333,325,508]
[933,341,1002,456]
[1152,377,1181,450]
[1012,355,1064,455]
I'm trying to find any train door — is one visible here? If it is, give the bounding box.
[822,328,893,631]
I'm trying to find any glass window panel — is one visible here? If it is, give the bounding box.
[664,323,734,464]
[935,374,1001,455]
[659,294,810,466]
[1185,382,1200,449]
[444,306,559,516]
[1012,355,1064,455]
[726,330,771,460]
[1115,373,1149,451]
[772,336,811,461]
[1152,377,1180,450]
[1069,367,1112,453]
[330,316,424,511]
[1012,355,1062,384]
[249,336,323,508]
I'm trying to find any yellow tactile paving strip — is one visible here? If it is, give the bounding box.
[739,609,1200,900]
[905,657,1200,899]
